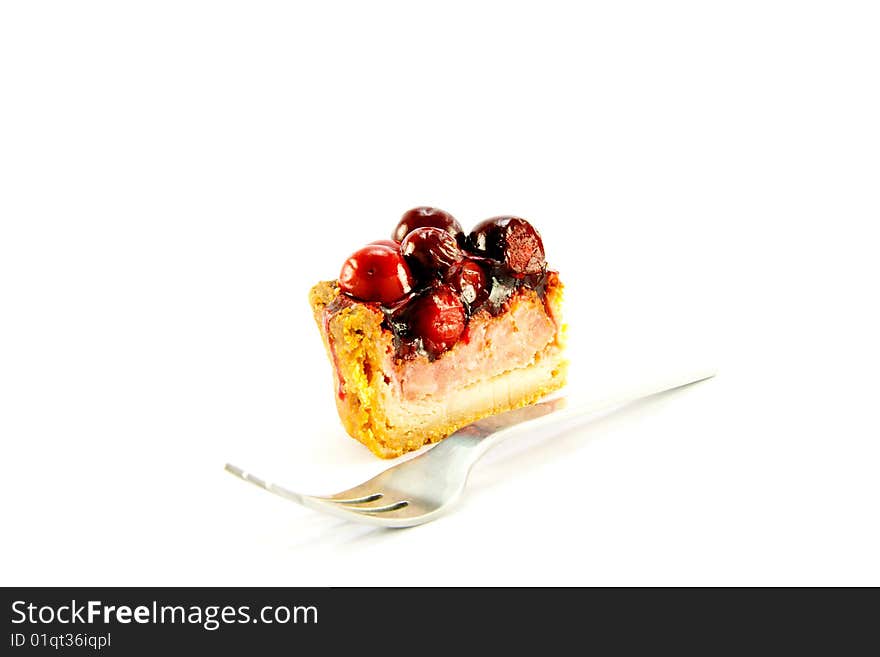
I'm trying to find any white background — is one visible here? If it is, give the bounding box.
[1,1,878,586]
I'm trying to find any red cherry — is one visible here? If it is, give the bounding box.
[408,286,465,356]
[400,227,461,280]
[338,244,414,304]
[392,207,463,243]
[446,258,487,307]
[466,216,545,275]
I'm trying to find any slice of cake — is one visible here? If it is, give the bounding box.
[309,207,567,458]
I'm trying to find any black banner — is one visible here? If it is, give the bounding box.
[1,587,874,653]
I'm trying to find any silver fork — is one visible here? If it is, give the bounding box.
[225,369,715,528]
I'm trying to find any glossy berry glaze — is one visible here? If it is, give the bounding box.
[329,208,553,360]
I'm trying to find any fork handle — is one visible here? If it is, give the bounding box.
[453,367,717,458]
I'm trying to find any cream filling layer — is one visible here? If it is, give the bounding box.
[378,345,566,438]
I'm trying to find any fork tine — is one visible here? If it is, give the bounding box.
[224,463,423,527]
[324,493,384,504]
[225,463,306,505]
[337,500,409,514]
[225,463,385,507]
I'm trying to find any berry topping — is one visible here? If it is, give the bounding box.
[465,216,546,275]
[400,227,461,281]
[332,208,552,360]
[392,207,463,243]
[338,244,414,304]
[406,285,465,356]
[446,258,488,308]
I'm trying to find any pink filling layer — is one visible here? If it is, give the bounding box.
[387,297,558,400]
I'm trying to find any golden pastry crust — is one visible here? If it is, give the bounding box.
[309,274,567,458]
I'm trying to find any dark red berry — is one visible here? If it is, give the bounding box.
[400,227,461,281]
[408,286,465,356]
[465,216,546,275]
[338,244,414,304]
[392,207,463,243]
[446,258,487,307]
